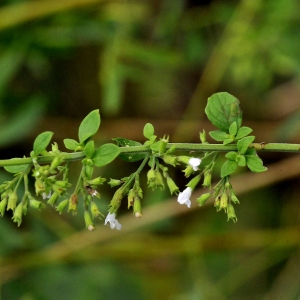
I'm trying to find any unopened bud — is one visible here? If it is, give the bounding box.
[7,191,18,211]
[133,197,142,218]
[162,155,178,167]
[30,198,46,210]
[231,194,240,204]
[89,177,106,186]
[219,193,228,211]
[12,202,23,226]
[203,171,212,188]
[84,210,94,229]
[50,156,64,170]
[47,192,60,206]
[90,201,103,218]
[187,175,201,191]
[56,199,69,214]
[227,204,237,222]
[68,194,78,214]
[0,198,8,216]
[108,178,122,187]
[35,178,45,195]
[197,193,211,206]
[166,177,179,195]
[159,135,169,155]
[200,130,206,143]
[155,168,165,190]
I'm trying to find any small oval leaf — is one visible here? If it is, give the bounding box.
[246,155,267,172]
[33,131,53,156]
[63,138,79,151]
[143,123,155,139]
[4,159,28,173]
[205,92,243,132]
[112,138,146,162]
[84,140,95,159]
[92,143,120,167]
[209,130,228,142]
[221,160,238,177]
[78,110,100,143]
[237,136,255,154]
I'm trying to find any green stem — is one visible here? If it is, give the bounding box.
[0,142,300,167]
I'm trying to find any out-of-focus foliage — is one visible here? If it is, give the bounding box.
[1,0,300,299]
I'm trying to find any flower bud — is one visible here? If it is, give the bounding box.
[127,189,135,208]
[214,196,221,210]
[159,135,169,155]
[84,210,95,230]
[90,201,103,218]
[0,198,8,216]
[7,191,18,211]
[200,130,206,143]
[186,175,201,191]
[56,199,69,214]
[12,202,23,226]
[162,155,178,167]
[197,193,211,206]
[35,178,45,195]
[231,194,240,204]
[147,169,156,189]
[166,177,179,195]
[50,156,64,171]
[84,162,94,180]
[227,204,237,222]
[155,168,165,190]
[30,198,46,210]
[68,194,78,215]
[219,193,228,211]
[110,187,124,212]
[47,192,60,206]
[183,165,194,177]
[89,177,106,186]
[108,179,122,187]
[133,197,142,218]
[203,171,212,188]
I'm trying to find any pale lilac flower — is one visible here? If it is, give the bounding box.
[105,213,122,230]
[188,157,201,171]
[177,187,192,208]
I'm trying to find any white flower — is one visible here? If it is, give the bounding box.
[42,191,52,199]
[177,187,192,208]
[104,213,122,230]
[188,157,201,171]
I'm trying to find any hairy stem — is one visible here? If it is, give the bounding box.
[0,143,299,167]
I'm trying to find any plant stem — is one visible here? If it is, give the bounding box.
[0,143,299,167]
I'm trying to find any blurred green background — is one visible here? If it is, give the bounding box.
[1,0,300,299]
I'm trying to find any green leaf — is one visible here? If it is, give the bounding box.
[245,147,256,156]
[92,143,120,167]
[229,122,238,136]
[143,123,155,139]
[235,126,253,140]
[237,155,246,167]
[4,160,28,173]
[112,138,146,162]
[84,141,95,159]
[209,130,228,142]
[246,155,267,172]
[205,92,243,132]
[237,136,255,154]
[221,160,238,177]
[78,110,100,143]
[33,131,53,156]
[225,151,237,161]
[150,141,160,152]
[223,138,234,145]
[63,139,80,151]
